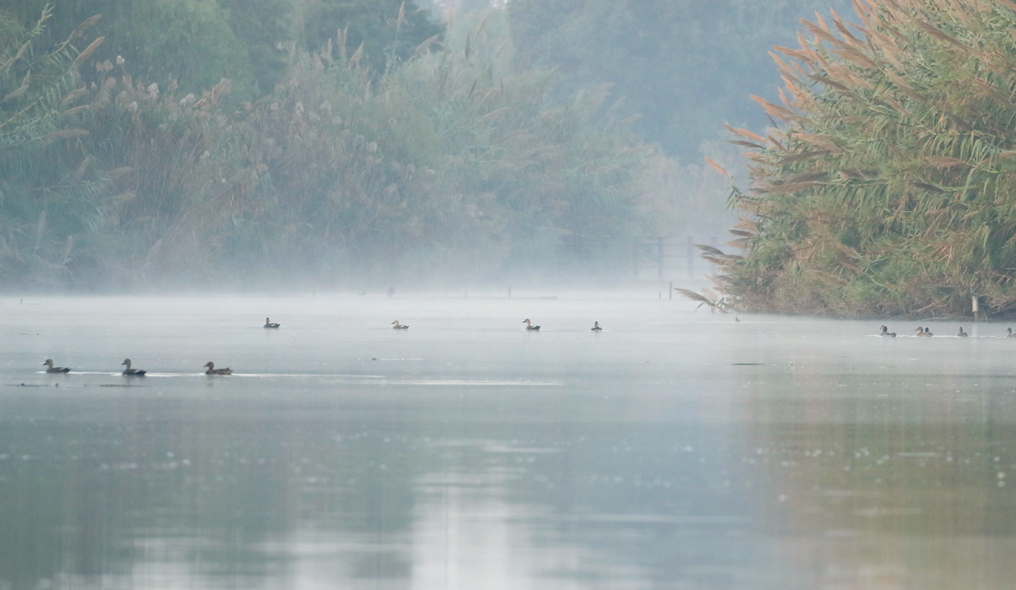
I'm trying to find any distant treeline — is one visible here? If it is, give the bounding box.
[506,0,855,159]
[0,2,712,289]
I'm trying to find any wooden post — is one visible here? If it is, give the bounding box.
[973,295,979,321]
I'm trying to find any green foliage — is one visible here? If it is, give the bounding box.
[0,9,114,285]
[217,0,298,92]
[0,0,259,99]
[0,0,443,97]
[719,0,1016,318]
[105,0,255,98]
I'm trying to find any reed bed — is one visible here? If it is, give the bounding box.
[712,0,1016,318]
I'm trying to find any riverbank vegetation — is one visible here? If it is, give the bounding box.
[0,2,693,289]
[711,0,1016,318]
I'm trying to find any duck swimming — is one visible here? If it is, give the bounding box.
[591,321,602,331]
[204,362,232,375]
[42,359,70,373]
[958,327,969,337]
[1008,327,1016,338]
[392,320,409,330]
[523,319,540,331]
[264,317,280,328]
[916,327,933,337]
[880,325,896,337]
[121,359,146,376]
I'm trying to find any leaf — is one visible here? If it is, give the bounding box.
[107,167,135,179]
[913,182,945,194]
[778,150,829,165]
[61,105,89,117]
[925,156,968,168]
[35,211,46,242]
[764,182,820,194]
[71,157,91,182]
[1,85,28,103]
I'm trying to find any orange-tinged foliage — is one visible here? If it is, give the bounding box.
[711,0,1016,317]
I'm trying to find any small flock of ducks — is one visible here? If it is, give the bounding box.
[43,318,1016,377]
[879,325,1016,338]
[41,316,600,377]
[43,358,230,376]
[524,319,601,331]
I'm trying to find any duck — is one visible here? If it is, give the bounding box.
[925,327,934,336]
[916,327,932,337]
[523,319,540,331]
[958,327,969,338]
[392,320,409,330]
[880,325,896,337]
[1008,327,1016,338]
[203,361,232,375]
[264,317,280,328]
[42,359,70,373]
[591,321,602,331]
[121,359,146,376]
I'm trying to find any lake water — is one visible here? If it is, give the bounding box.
[1,294,1015,589]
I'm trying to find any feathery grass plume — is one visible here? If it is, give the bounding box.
[70,14,102,39]
[1,71,30,103]
[70,36,104,69]
[674,287,731,312]
[704,157,730,177]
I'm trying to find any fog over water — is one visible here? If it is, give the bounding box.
[5,0,1016,586]
[0,294,1014,589]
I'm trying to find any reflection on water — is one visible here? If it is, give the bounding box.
[1,296,1016,588]
[743,366,1016,590]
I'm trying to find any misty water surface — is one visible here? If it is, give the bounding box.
[1,294,1016,589]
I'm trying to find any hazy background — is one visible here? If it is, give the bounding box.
[0,0,852,291]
